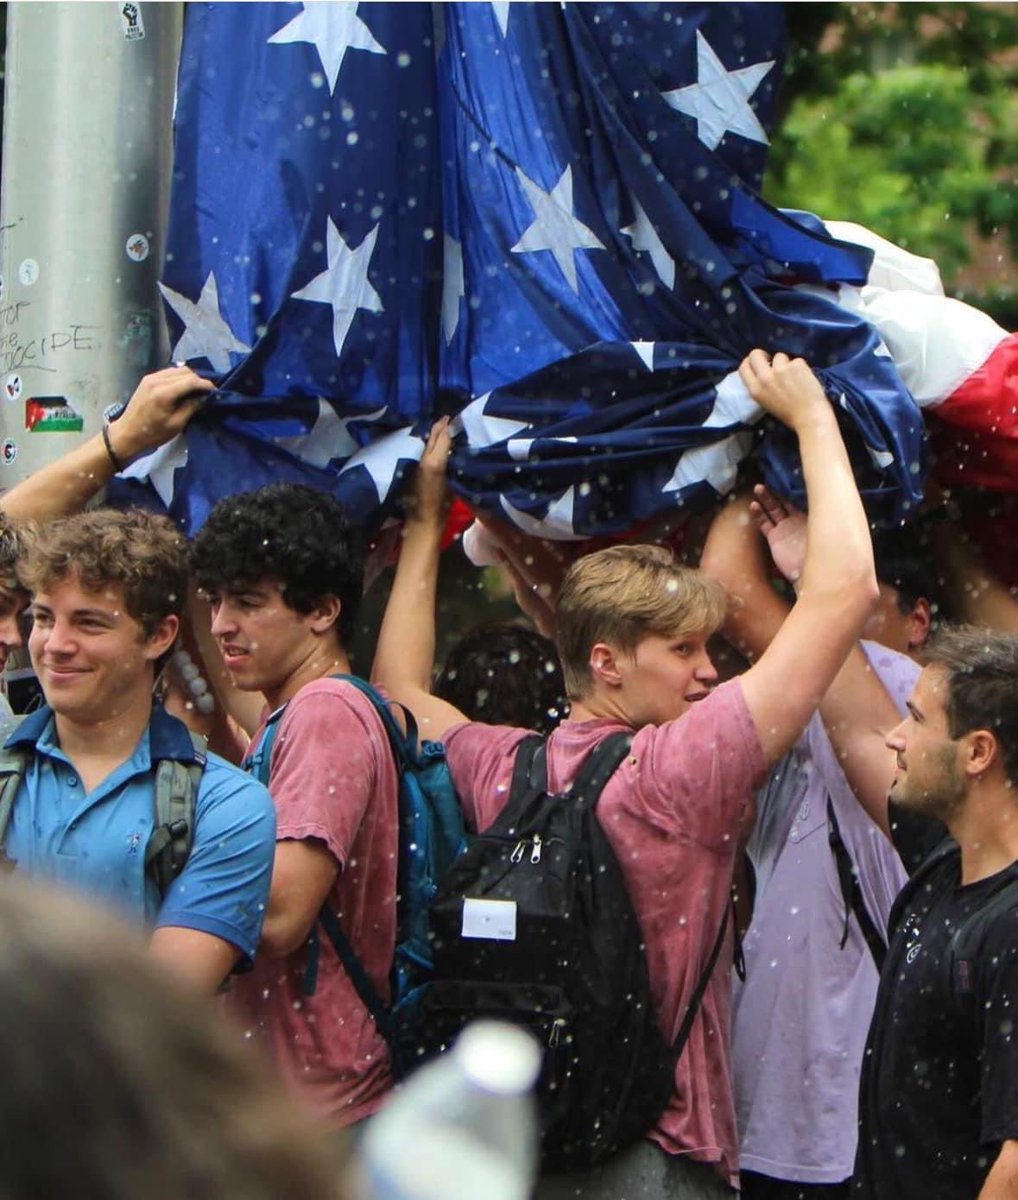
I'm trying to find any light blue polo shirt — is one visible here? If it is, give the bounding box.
[3,703,276,962]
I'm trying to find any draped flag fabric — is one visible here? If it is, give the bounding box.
[821,221,1017,495]
[122,1,930,539]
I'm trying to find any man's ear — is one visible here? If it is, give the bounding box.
[308,594,342,635]
[964,728,998,780]
[907,598,932,651]
[589,642,624,688]
[144,614,180,662]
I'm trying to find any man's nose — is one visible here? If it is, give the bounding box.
[697,653,719,684]
[885,719,906,752]
[209,604,235,636]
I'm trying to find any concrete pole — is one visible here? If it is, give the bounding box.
[0,1,182,486]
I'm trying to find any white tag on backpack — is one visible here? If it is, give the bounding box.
[461,898,517,941]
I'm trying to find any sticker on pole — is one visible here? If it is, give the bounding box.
[18,259,39,287]
[120,2,145,41]
[1,440,17,467]
[4,375,22,403]
[125,233,150,262]
[25,396,84,433]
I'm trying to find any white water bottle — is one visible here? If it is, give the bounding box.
[357,1021,541,1200]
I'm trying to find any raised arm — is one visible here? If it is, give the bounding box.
[371,420,470,741]
[736,351,880,766]
[749,487,903,836]
[1,366,213,522]
[698,489,791,662]
[930,517,1018,633]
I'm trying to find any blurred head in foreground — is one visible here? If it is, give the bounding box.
[0,878,342,1200]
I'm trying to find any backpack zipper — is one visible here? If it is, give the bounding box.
[548,1017,566,1047]
[509,834,547,864]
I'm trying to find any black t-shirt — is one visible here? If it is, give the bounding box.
[852,804,1018,1199]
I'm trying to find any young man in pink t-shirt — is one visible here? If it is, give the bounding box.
[373,350,880,1197]
[190,485,399,1129]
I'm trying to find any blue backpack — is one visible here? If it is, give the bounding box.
[244,675,466,1024]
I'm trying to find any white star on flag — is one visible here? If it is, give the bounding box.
[662,31,774,151]
[663,432,755,496]
[453,392,530,447]
[275,399,386,469]
[268,2,386,96]
[703,370,763,428]
[442,234,465,344]
[621,195,675,290]
[507,435,577,462]
[291,219,384,358]
[120,436,189,507]
[661,372,763,496]
[501,486,584,541]
[338,425,425,503]
[511,165,605,294]
[631,341,656,371]
[158,273,251,374]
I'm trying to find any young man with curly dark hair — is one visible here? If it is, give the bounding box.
[4,508,276,995]
[189,483,400,1132]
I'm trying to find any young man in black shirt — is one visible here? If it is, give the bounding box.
[851,626,1018,1200]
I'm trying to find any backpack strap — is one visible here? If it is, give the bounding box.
[827,796,887,971]
[145,731,206,899]
[669,901,730,1065]
[313,903,394,1039]
[568,732,635,811]
[0,728,28,873]
[295,676,412,1023]
[507,733,546,808]
[243,704,288,786]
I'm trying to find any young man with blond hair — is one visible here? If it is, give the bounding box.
[1,508,275,994]
[373,349,880,1198]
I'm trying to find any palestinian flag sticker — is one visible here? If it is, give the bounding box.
[26,396,84,433]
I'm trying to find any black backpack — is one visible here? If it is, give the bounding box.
[389,731,729,1174]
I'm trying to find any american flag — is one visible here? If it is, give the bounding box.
[120,2,928,539]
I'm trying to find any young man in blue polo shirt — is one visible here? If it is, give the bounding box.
[3,508,276,994]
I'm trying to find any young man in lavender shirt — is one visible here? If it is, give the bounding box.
[702,499,936,1200]
[373,349,880,1199]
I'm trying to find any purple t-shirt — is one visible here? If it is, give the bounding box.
[732,643,919,1183]
[446,679,766,1187]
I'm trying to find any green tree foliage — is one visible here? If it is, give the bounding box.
[771,4,1017,323]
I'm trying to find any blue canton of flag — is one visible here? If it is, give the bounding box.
[122,1,925,539]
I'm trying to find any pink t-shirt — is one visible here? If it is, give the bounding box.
[225,678,399,1127]
[444,679,765,1187]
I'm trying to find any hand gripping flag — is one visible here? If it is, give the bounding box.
[121,2,927,539]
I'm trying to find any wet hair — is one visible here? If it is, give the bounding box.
[189,484,363,646]
[872,525,939,615]
[17,509,187,635]
[556,544,726,699]
[0,877,342,1200]
[925,624,1018,788]
[434,623,567,733]
[0,517,32,599]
